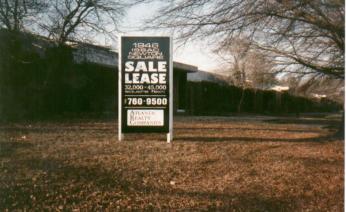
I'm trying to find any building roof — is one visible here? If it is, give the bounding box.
[72,42,198,73]
[187,70,227,84]
[172,61,198,72]
[0,30,198,73]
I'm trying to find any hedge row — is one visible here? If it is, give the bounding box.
[186,81,341,115]
[0,32,117,120]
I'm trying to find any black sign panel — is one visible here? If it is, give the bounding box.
[120,36,171,133]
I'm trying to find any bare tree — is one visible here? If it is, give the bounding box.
[37,0,140,45]
[220,38,276,89]
[225,39,250,88]
[149,0,344,79]
[249,51,277,90]
[0,0,148,45]
[219,38,276,111]
[0,0,46,32]
[283,73,344,104]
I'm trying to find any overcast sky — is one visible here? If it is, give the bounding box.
[116,2,222,72]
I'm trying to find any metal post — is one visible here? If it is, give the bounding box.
[118,35,123,141]
[167,36,173,143]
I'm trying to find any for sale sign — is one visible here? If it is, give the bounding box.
[118,36,172,139]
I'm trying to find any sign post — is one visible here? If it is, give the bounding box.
[118,36,173,142]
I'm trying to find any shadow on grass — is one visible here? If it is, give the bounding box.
[175,127,321,133]
[265,117,344,139]
[0,126,322,137]
[0,141,33,157]
[0,127,114,134]
[176,135,337,143]
[0,156,297,211]
[280,153,344,168]
[264,117,340,127]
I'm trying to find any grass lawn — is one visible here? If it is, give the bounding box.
[0,115,343,211]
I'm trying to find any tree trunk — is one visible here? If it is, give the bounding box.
[238,87,245,113]
[335,109,344,139]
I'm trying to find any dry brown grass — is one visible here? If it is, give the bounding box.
[0,115,343,211]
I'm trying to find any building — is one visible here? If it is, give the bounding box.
[1,30,340,120]
[0,30,200,118]
[72,42,198,114]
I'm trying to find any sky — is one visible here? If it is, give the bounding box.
[116,2,222,72]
